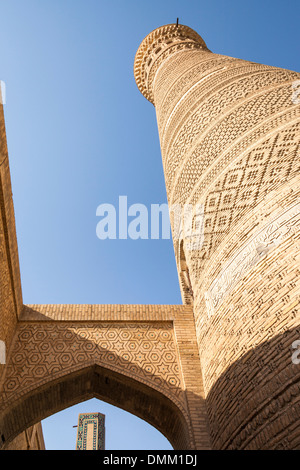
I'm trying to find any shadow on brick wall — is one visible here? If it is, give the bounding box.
[206,325,300,449]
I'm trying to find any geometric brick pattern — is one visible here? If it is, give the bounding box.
[0,87,210,449]
[1,320,183,411]
[0,304,210,450]
[1,22,300,451]
[134,23,300,449]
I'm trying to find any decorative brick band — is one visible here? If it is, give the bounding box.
[134,24,209,103]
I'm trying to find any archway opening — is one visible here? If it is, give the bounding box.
[42,397,173,450]
[0,364,191,450]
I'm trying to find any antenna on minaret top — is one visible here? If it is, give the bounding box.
[176,18,179,27]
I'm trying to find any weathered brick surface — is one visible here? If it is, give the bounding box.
[0,104,23,412]
[0,305,210,449]
[134,23,300,449]
[5,423,45,450]
[0,79,210,450]
[1,22,299,450]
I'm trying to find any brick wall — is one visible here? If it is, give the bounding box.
[134,23,300,449]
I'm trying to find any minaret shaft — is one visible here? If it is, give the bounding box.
[135,24,300,449]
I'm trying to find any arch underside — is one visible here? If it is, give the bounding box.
[0,305,210,450]
[0,363,190,450]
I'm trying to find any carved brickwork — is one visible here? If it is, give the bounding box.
[0,305,210,449]
[0,92,211,448]
[0,22,299,451]
[0,105,23,421]
[134,23,300,449]
[134,24,209,104]
[1,320,184,410]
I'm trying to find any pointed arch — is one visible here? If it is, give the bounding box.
[0,364,191,449]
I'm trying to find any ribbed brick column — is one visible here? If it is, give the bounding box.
[134,23,300,449]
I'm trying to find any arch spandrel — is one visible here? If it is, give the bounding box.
[0,304,211,450]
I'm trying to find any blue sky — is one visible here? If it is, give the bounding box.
[0,0,299,450]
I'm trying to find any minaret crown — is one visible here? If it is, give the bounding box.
[134,23,209,104]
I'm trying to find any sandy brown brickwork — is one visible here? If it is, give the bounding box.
[5,423,45,450]
[0,89,210,449]
[134,23,300,449]
[0,304,210,449]
[0,22,299,450]
[0,104,23,416]
[0,101,210,449]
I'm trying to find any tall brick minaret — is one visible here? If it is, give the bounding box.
[134,23,300,449]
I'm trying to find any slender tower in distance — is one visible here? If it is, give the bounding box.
[75,413,105,450]
[134,23,300,449]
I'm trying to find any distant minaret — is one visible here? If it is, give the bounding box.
[75,413,105,450]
